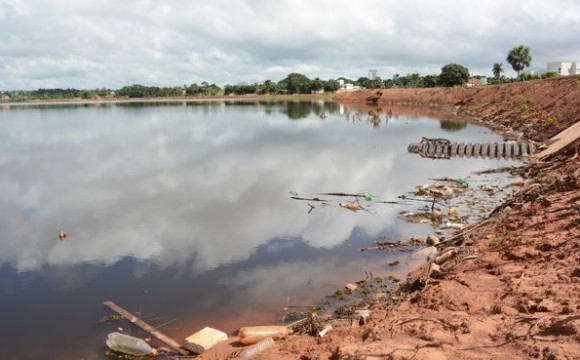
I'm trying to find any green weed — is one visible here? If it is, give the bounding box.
[543,116,558,127]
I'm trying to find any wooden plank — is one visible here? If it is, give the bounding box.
[103,300,189,356]
[534,120,580,160]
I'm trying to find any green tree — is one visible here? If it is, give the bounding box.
[323,79,340,92]
[311,78,324,92]
[278,73,311,94]
[357,77,370,88]
[439,63,469,87]
[397,73,423,88]
[258,80,280,94]
[199,81,222,96]
[492,63,503,79]
[422,75,439,88]
[185,83,201,96]
[117,84,148,97]
[366,77,383,89]
[506,45,532,79]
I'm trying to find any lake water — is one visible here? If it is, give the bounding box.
[0,100,521,359]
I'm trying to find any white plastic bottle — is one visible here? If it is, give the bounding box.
[238,337,275,358]
[106,332,156,356]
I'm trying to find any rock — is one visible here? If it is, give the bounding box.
[448,206,457,216]
[426,235,440,246]
[429,263,443,278]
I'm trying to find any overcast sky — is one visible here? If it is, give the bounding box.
[1,0,580,90]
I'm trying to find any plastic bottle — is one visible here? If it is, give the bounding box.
[106,332,156,356]
[238,337,275,358]
[238,326,292,345]
[364,193,375,201]
[455,177,469,186]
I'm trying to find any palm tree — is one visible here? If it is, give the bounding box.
[492,63,503,78]
[506,45,532,79]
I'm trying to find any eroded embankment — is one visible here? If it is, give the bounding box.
[335,75,580,144]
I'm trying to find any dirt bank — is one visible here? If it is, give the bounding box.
[200,77,580,360]
[334,75,580,144]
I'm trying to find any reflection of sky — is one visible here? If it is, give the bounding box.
[0,102,523,359]
[0,102,512,272]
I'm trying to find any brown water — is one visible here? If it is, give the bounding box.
[0,100,521,359]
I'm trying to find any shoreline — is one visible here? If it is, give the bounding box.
[0,92,335,106]
[199,76,580,359]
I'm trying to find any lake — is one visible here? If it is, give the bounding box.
[0,100,521,359]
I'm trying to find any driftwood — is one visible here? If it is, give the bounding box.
[103,300,188,356]
[290,196,327,202]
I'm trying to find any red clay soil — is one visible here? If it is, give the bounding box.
[201,77,580,360]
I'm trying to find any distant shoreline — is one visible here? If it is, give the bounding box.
[1,92,337,106]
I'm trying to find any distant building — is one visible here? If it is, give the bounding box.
[368,69,377,80]
[467,76,487,87]
[546,61,580,75]
[0,92,9,101]
[337,79,359,91]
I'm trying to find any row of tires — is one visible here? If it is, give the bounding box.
[417,141,536,158]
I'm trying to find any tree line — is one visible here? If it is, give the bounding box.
[3,45,557,102]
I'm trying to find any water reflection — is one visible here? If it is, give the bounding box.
[440,119,468,132]
[0,101,520,359]
[0,101,513,275]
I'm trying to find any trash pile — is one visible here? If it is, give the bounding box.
[398,177,469,230]
[101,300,298,359]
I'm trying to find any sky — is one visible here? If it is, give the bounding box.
[1,0,580,90]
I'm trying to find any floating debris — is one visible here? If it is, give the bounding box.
[339,201,362,211]
[359,237,422,252]
[105,332,157,356]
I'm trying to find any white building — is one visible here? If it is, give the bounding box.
[546,61,580,76]
[337,79,359,91]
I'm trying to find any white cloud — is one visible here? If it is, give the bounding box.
[1,0,580,89]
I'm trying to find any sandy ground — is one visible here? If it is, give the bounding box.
[193,76,580,360]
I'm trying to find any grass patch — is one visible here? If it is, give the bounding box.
[543,115,558,127]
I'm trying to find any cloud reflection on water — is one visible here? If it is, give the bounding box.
[0,102,508,274]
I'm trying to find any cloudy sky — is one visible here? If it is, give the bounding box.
[1,0,580,90]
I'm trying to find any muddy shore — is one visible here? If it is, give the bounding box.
[198,76,580,359]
